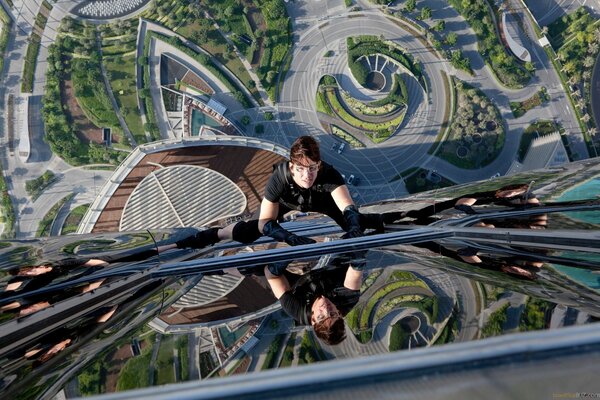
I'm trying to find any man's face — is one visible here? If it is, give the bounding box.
[310,295,340,325]
[290,159,320,189]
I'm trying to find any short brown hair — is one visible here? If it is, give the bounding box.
[313,316,346,345]
[290,135,321,165]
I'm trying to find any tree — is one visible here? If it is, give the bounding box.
[446,32,458,47]
[582,113,591,123]
[224,5,235,18]
[433,20,445,32]
[583,56,595,68]
[405,0,416,13]
[541,26,548,35]
[264,111,274,121]
[139,88,150,99]
[568,75,578,85]
[525,62,535,73]
[192,29,208,45]
[562,61,576,74]
[420,6,432,20]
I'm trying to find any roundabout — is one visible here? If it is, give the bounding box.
[279,11,451,189]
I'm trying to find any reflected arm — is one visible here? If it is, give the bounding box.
[264,265,291,299]
[344,267,362,291]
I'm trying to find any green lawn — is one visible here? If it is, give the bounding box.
[156,336,176,385]
[103,54,146,143]
[61,203,89,235]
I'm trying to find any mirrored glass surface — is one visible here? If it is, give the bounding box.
[1,162,599,399]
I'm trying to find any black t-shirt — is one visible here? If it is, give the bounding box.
[279,266,360,325]
[264,161,345,213]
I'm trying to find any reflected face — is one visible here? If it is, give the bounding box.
[310,295,340,325]
[290,160,320,189]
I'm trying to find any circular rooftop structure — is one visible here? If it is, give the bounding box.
[72,0,151,19]
[120,165,246,231]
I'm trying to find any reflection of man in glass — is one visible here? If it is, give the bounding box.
[263,254,366,345]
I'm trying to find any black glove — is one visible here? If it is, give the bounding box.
[263,220,316,246]
[342,205,363,239]
[266,261,291,276]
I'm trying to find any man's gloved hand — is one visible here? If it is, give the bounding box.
[266,261,291,276]
[263,220,316,246]
[341,229,363,239]
[342,205,363,239]
[285,233,316,246]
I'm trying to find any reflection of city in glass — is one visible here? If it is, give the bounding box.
[1,0,600,398]
[2,157,600,398]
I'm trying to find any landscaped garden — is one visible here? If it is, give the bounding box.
[347,35,424,88]
[100,21,146,145]
[316,70,409,144]
[481,303,509,338]
[510,87,549,118]
[21,0,52,93]
[61,203,90,235]
[0,5,12,78]
[345,270,435,344]
[436,78,505,168]
[143,0,259,104]
[448,0,533,88]
[519,298,551,332]
[25,170,56,201]
[399,167,456,193]
[0,165,15,239]
[43,20,127,166]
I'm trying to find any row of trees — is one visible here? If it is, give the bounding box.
[550,8,600,134]
[0,5,12,77]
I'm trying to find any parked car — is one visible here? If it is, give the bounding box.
[347,174,355,185]
[337,143,345,154]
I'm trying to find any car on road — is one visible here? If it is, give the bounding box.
[337,143,345,154]
[490,172,501,179]
[331,142,338,151]
[347,174,356,185]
